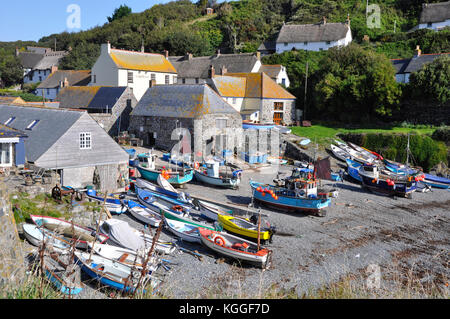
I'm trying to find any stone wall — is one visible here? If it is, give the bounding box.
[0,178,26,292]
[261,99,296,125]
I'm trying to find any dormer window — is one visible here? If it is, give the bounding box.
[26,120,40,130]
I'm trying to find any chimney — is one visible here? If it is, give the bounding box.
[216,49,221,57]
[150,79,157,88]
[63,77,69,88]
[15,47,19,57]
[415,45,421,57]
[163,50,169,59]
[221,65,228,75]
[256,51,261,61]
[323,16,327,25]
[101,42,111,55]
[346,14,351,26]
[51,65,58,74]
[209,65,216,78]
[141,44,145,53]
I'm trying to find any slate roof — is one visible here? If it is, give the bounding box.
[0,124,27,139]
[392,53,450,74]
[276,22,350,43]
[57,86,129,111]
[168,53,260,79]
[420,1,450,23]
[259,65,283,79]
[212,73,296,100]
[132,84,239,119]
[0,105,83,162]
[258,41,276,52]
[37,70,91,89]
[18,50,67,70]
[109,49,177,73]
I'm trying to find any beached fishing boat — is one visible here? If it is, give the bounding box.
[135,152,193,187]
[164,218,202,244]
[23,224,72,253]
[217,214,274,244]
[198,228,272,269]
[86,189,128,215]
[335,140,375,165]
[30,215,108,249]
[345,158,362,183]
[358,164,418,198]
[194,160,242,189]
[74,251,161,293]
[348,142,379,162]
[88,243,159,272]
[127,200,162,228]
[250,180,331,216]
[36,251,83,296]
[135,186,192,217]
[192,199,233,222]
[99,219,176,255]
[330,144,350,162]
[135,178,192,205]
[159,205,220,232]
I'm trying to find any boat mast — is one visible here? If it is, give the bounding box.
[406,133,410,167]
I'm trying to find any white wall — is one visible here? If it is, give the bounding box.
[276,66,290,88]
[276,28,352,53]
[418,20,450,31]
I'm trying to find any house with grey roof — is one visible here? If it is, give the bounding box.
[57,86,138,137]
[0,104,129,191]
[16,47,68,85]
[35,70,91,101]
[391,46,450,83]
[413,1,450,31]
[275,17,352,53]
[129,84,243,158]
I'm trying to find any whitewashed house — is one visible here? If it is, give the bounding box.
[90,43,178,101]
[275,18,352,53]
[415,1,450,31]
[17,47,68,84]
[259,64,290,88]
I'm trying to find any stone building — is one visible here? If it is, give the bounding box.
[57,86,138,137]
[129,84,243,160]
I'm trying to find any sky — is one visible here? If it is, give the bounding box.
[0,0,175,42]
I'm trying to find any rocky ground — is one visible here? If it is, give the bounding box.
[14,144,449,299]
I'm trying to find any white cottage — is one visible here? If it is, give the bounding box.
[275,18,352,53]
[90,43,178,101]
[415,1,450,31]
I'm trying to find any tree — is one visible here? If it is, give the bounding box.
[313,44,401,122]
[107,5,132,23]
[0,50,23,87]
[408,54,450,105]
[59,42,100,70]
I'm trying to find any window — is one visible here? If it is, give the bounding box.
[427,22,432,27]
[326,41,331,45]
[39,76,42,82]
[216,119,227,129]
[195,78,199,84]
[92,75,96,83]
[0,143,12,167]
[165,75,170,85]
[182,78,186,84]
[127,71,134,84]
[151,74,156,81]
[126,99,132,108]
[173,76,177,84]
[232,97,237,104]
[79,132,92,150]
[274,102,284,111]
[26,120,40,130]
[284,43,288,46]
[304,42,308,45]
[4,117,16,126]
[47,89,50,95]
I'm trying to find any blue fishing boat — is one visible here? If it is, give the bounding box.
[135,152,193,187]
[86,189,128,214]
[421,179,450,189]
[346,158,362,183]
[42,253,83,296]
[423,173,450,185]
[358,164,417,198]
[135,178,193,204]
[250,180,331,216]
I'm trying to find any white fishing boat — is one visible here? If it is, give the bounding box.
[22,223,72,254]
[330,144,351,162]
[98,219,176,255]
[193,199,233,222]
[194,160,241,189]
[164,218,202,244]
[30,215,109,250]
[127,200,162,227]
[198,228,272,269]
[74,251,160,293]
[88,243,159,272]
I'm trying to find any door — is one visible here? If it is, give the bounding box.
[273,102,284,125]
[273,112,283,125]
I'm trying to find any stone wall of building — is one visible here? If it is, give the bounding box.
[0,178,26,292]
[261,99,296,125]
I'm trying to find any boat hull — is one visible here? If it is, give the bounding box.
[194,170,240,189]
[250,182,331,214]
[218,215,272,242]
[360,175,417,198]
[137,166,193,187]
[346,158,362,183]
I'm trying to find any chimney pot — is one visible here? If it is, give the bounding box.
[150,79,157,88]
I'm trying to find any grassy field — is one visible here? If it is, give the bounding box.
[290,124,439,147]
